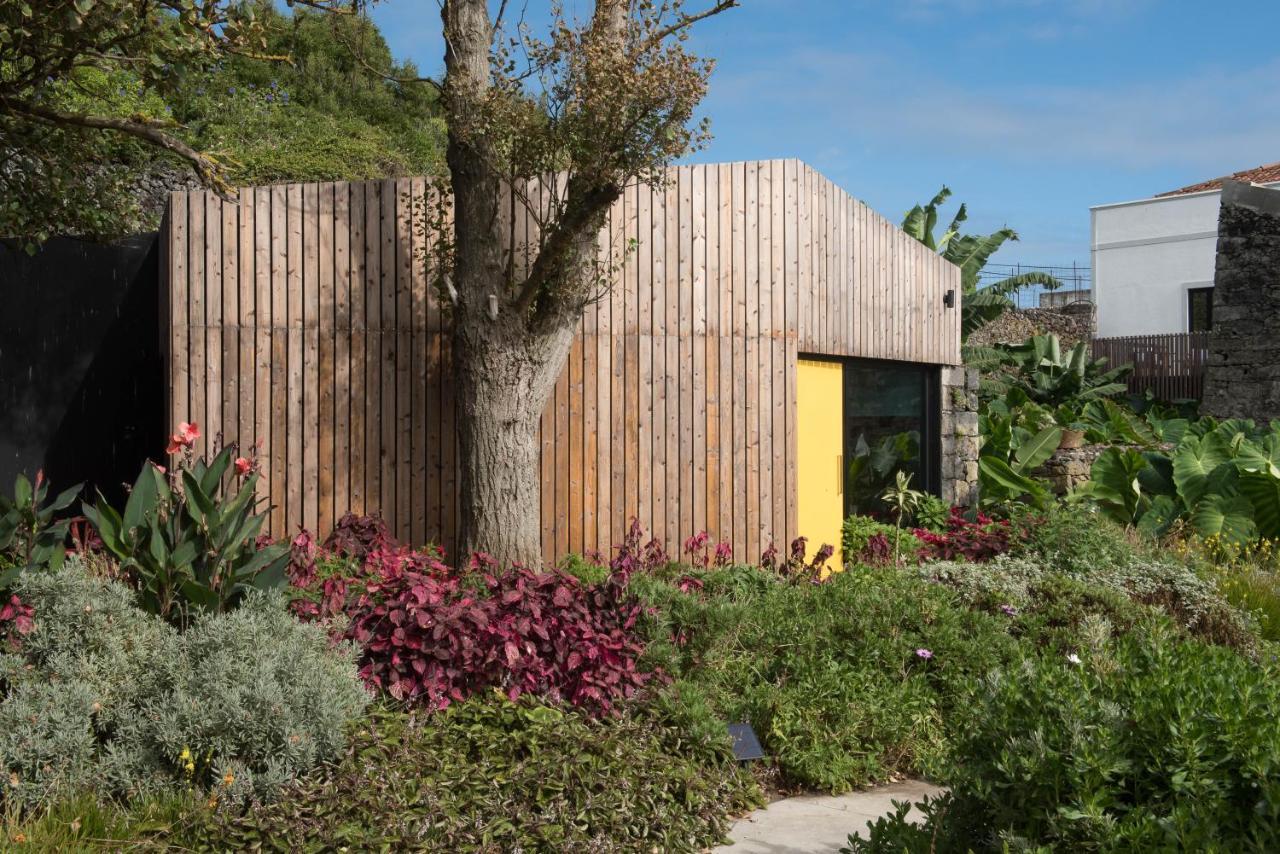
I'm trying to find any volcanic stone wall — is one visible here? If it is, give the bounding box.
[1201,181,1280,421]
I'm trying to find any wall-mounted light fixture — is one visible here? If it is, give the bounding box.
[943,289,956,308]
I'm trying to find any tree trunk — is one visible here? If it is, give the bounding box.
[454,316,576,566]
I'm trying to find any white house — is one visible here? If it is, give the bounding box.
[1091,161,1280,338]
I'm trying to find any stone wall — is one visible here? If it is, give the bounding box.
[940,365,980,506]
[1033,444,1107,495]
[1202,181,1280,421]
[967,303,1095,350]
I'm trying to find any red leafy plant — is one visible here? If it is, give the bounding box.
[610,518,670,578]
[322,513,395,560]
[346,557,652,714]
[761,536,835,581]
[913,507,1022,562]
[682,531,733,570]
[287,526,655,716]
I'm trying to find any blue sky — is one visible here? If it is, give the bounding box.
[368,0,1280,268]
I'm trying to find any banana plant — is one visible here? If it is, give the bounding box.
[902,187,1063,345]
[981,334,1131,409]
[978,423,1061,510]
[0,471,81,587]
[82,446,287,628]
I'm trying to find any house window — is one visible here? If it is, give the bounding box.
[1188,287,1214,332]
[842,359,940,516]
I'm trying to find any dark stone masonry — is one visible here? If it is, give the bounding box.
[1201,181,1280,421]
[940,365,980,506]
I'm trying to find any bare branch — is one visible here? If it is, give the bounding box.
[645,0,739,47]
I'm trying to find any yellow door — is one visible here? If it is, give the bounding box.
[796,359,845,569]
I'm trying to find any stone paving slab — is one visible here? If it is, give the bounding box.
[715,779,943,854]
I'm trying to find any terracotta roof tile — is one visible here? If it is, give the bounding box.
[1157,161,1280,197]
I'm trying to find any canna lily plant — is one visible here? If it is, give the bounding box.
[82,434,287,628]
[0,470,82,587]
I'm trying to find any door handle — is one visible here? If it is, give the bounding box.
[837,454,843,494]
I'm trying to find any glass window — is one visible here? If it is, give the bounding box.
[842,359,939,516]
[1188,287,1214,333]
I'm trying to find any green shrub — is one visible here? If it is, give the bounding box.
[634,565,1022,791]
[841,515,922,566]
[917,553,1252,651]
[188,698,761,852]
[1011,503,1142,575]
[853,628,1280,851]
[0,563,367,812]
[148,592,370,802]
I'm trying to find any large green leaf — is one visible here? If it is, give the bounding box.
[1013,425,1063,473]
[1082,447,1149,524]
[1236,434,1280,480]
[1136,495,1182,539]
[979,456,1049,508]
[1189,494,1257,544]
[1239,473,1280,539]
[1172,431,1234,509]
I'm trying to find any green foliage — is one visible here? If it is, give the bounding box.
[917,552,1250,651]
[187,698,760,852]
[1,790,203,851]
[841,515,923,566]
[847,430,920,514]
[912,494,952,532]
[1,0,440,243]
[1216,566,1280,643]
[0,473,80,584]
[173,3,446,186]
[0,562,367,813]
[856,628,1280,851]
[1078,417,1280,546]
[901,187,1062,343]
[980,334,1131,408]
[83,448,287,627]
[634,566,1024,792]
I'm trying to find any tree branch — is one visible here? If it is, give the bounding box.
[5,100,225,190]
[645,0,739,47]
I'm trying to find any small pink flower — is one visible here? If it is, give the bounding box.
[167,422,201,454]
[1000,604,1018,617]
[915,648,933,660]
[234,457,252,476]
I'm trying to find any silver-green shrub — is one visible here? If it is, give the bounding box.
[147,591,370,801]
[0,560,368,812]
[916,553,1251,648]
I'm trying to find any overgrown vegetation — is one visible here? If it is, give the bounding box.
[850,627,1280,852]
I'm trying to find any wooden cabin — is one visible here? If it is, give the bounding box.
[161,159,962,564]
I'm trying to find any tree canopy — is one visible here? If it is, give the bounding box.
[0,0,443,244]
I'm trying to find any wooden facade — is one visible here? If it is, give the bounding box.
[162,159,961,563]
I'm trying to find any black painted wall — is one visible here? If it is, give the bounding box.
[0,234,163,507]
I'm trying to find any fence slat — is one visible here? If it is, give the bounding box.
[1092,332,1208,402]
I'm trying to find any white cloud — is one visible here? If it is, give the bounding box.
[709,48,1280,176]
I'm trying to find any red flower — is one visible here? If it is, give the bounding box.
[166,421,200,454]
[234,457,252,476]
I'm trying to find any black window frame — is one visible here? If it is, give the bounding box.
[1188,286,1214,333]
[838,357,941,518]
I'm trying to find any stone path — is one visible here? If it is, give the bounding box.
[715,779,942,854]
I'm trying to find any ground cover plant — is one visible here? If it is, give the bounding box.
[848,626,1280,852]
[185,697,761,852]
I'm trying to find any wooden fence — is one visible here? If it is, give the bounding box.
[1092,331,1209,402]
[163,160,961,562]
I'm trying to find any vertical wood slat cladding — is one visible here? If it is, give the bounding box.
[165,159,960,563]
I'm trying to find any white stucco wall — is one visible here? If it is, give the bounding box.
[1091,181,1280,337]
